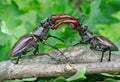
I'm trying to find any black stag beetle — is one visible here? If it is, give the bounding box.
[53,19,119,62]
[10,14,78,64]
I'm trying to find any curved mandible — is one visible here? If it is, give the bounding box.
[50,14,78,24]
[53,19,79,29]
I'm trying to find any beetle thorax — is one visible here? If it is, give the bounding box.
[32,27,49,41]
[32,27,44,36]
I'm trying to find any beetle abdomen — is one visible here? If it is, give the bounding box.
[10,34,34,57]
[96,35,118,51]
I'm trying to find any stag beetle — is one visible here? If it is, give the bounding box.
[54,19,118,62]
[10,14,78,64]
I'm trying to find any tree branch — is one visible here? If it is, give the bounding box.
[0,46,120,81]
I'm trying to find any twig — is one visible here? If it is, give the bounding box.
[0,46,120,81]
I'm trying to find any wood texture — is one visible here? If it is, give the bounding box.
[0,46,120,81]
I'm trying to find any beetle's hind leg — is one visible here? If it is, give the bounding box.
[43,42,67,59]
[108,50,111,61]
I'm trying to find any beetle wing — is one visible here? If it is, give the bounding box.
[96,35,118,51]
[10,34,34,57]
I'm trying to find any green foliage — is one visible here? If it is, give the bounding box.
[66,67,86,82]
[104,78,117,82]
[54,77,67,82]
[51,67,86,82]
[0,0,120,82]
[5,67,86,82]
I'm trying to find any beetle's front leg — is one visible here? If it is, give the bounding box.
[10,53,22,64]
[71,41,84,46]
[32,42,58,60]
[47,34,67,43]
[42,42,67,59]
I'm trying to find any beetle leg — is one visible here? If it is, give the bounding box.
[47,34,67,43]
[108,50,111,61]
[33,44,39,55]
[100,51,105,62]
[15,55,21,64]
[61,41,84,57]
[11,54,21,64]
[42,42,67,59]
[71,41,85,46]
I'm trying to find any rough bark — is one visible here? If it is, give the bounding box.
[0,46,120,81]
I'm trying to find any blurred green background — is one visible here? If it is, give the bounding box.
[0,0,120,82]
